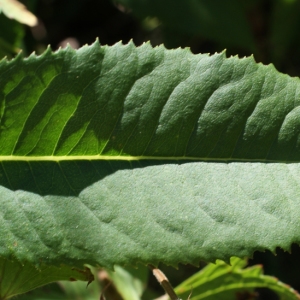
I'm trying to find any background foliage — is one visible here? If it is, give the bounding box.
[2,0,300,299]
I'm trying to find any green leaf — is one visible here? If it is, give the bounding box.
[16,265,147,300]
[16,283,68,300]
[0,257,94,299]
[114,0,256,51]
[1,40,300,296]
[17,280,101,300]
[107,265,148,300]
[56,280,100,300]
[173,257,300,300]
[0,0,37,26]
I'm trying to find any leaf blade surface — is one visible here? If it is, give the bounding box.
[1,41,300,272]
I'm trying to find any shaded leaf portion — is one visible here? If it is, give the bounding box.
[16,283,68,300]
[173,257,300,300]
[1,42,300,275]
[17,280,101,300]
[2,161,300,271]
[0,257,93,300]
[57,280,100,300]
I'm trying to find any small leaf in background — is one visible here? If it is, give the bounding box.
[106,265,148,300]
[172,257,300,300]
[17,280,101,300]
[0,0,37,26]
[0,257,94,300]
[14,283,68,300]
[16,265,148,300]
[57,279,101,300]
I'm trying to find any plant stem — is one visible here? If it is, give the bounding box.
[148,264,181,300]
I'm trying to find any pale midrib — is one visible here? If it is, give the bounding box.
[0,155,294,163]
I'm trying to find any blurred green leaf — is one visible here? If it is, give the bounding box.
[173,257,300,300]
[17,280,101,300]
[107,265,148,300]
[15,283,66,300]
[57,280,101,300]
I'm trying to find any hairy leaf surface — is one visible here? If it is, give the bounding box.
[1,41,300,273]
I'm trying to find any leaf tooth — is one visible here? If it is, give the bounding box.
[6,49,24,63]
[127,38,136,46]
[33,45,52,60]
[28,51,36,58]
[138,40,153,50]
[156,43,168,51]
[0,55,8,63]
[279,242,299,254]
[64,43,73,50]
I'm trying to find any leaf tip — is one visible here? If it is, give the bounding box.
[13,49,24,61]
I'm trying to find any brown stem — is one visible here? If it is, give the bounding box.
[148,264,181,300]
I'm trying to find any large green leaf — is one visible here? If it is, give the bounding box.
[1,40,300,294]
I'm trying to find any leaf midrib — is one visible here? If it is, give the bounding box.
[0,155,295,162]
